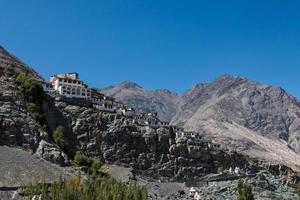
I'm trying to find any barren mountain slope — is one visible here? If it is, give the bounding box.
[103,75,300,166]
[0,45,42,80]
[177,75,300,156]
[101,81,181,122]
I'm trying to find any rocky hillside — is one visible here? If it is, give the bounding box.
[0,45,42,80]
[0,45,300,199]
[102,75,300,170]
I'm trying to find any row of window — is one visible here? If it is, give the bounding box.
[59,79,83,85]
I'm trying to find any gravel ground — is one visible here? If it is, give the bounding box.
[0,145,76,200]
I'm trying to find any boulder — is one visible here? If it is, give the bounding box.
[35,140,69,166]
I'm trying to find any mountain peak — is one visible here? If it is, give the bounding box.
[120,80,142,89]
[215,74,243,81]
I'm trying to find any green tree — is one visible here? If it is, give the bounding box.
[16,72,47,127]
[237,180,254,200]
[53,125,67,149]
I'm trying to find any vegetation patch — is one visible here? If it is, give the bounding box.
[237,179,254,200]
[53,125,68,149]
[15,70,48,128]
[4,63,19,77]
[23,173,148,200]
[74,151,103,176]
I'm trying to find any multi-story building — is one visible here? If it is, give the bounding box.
[49,72,91,99]
[91,88,125,112]
[175,131,202,143]
[134,112,169,127]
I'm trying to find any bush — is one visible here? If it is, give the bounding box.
[237,179,254,200]
[26,102,43,122]
[74,152,102,175]
[53,125,67,149]
[74,152,93,167]
[4,63,18,77]
[22,173,148,200]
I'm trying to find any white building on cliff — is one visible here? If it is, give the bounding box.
[49,72,91,99]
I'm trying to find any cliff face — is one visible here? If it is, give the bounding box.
[45,98,251,181]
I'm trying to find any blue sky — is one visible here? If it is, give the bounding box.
[1,0,300,96]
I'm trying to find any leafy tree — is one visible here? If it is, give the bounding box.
[16,72,44,104]
[53,125,67,149]
[237,179,254,200]
[16,72,47,127]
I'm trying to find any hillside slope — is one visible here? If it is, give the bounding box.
[102,75,300,169]
[101,81,181,122]
[0,45,42,80]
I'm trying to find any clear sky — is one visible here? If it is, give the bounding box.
[1,1,300,96]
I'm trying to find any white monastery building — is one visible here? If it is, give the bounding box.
[49,72,91,99]
[43,72,172,127]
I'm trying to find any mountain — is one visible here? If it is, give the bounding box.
[102,75,300,169]
[0,44,300,199]
[101,80,181,122]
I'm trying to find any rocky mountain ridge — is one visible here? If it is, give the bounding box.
[102,75,300,171]
[0,45,42,80]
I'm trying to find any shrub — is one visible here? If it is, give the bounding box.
[74,152,102,175]
[53,126,67,149]
[22,173,148,200]
[4,63,18,77]
[26,102,43,122]
[237,179,254,200]
[74,152,93,167]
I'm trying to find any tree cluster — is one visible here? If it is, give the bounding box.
[23,173,148,200]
